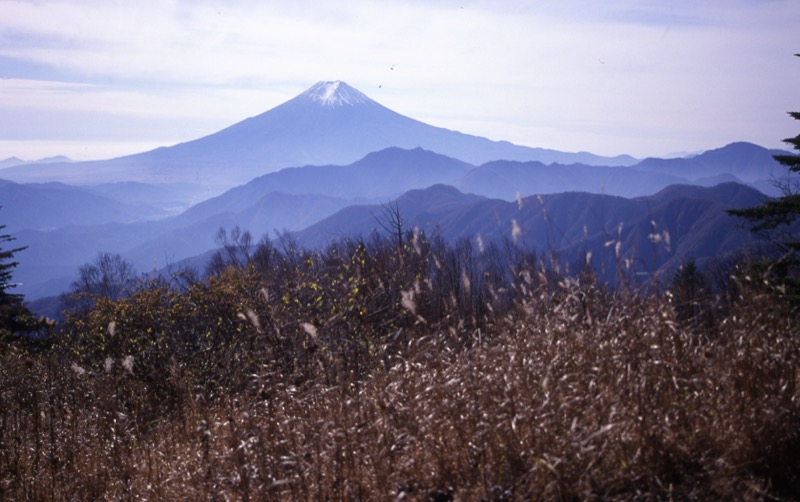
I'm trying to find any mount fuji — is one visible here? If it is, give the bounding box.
[0,81,636,188]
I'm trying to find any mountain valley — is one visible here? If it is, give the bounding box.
[0,81,790,313]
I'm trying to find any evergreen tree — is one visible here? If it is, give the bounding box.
[670,259,713,329]
[0,213,32,336]
[728,54,800,247]
[728,54,800,291]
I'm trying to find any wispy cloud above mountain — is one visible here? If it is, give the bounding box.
[1,0,798,160]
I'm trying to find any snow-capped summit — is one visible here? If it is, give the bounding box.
[300,81,371,107]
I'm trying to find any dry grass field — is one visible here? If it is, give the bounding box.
[2,233,798,500]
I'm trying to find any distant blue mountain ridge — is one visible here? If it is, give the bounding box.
[0,81,793,310]
[4,141,791,303]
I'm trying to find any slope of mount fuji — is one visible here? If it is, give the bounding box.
[0,81,635,187]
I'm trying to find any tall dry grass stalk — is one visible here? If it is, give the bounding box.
[1,235,798,500]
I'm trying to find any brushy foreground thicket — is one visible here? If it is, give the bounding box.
[2,232,799,501]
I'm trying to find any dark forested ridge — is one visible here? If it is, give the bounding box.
[295,182,768,281]
[3,209,799,499]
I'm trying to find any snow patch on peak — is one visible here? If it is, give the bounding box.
[319,81,341,103]
[302,81,371,107]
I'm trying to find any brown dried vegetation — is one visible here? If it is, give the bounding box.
[1,231,799,500]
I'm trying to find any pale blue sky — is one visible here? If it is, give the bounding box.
[0,0,798,161]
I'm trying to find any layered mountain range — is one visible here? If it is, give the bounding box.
[0,81,790,311]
